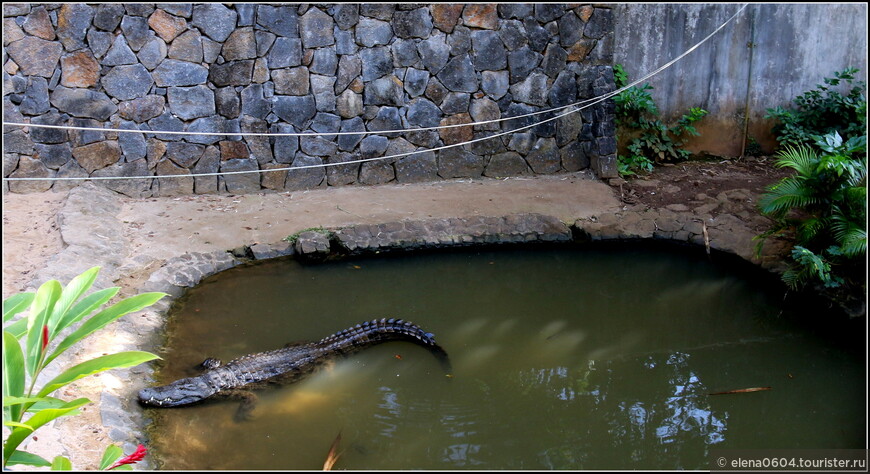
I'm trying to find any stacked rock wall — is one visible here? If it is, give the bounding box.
[3,3,616,196]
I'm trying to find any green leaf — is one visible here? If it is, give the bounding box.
[46,267,100,339]
[3,331,25,423]
[4,421,34,431]
[25,279,62,378]
[44,292,165,367]
[99,445,124,470]
[3,396,53,407]
[53,287,119,338]
[3,398,89,464]
[51,456,73,471]
[4,318,28,340]
[4,396,71,415]
[36,352,160,399]
[3,292,34,323]
[5,450,52,467]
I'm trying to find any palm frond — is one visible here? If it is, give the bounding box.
[843,186,867,207]
[774,145,819,177]
[832,211,867,257]
[838,228,868,257]
[796,216,828,242]
[758,178,818,215]
[780,267,805,290]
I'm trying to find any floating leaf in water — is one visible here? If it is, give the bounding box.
[322,431,342,471]
[708,387,772,395]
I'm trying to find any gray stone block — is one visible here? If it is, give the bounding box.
[267,38,302,69]
[256,5,299,38]
[299,7,334,48]
[356,17,393,47]
[437,54,477,92]
[119,15,152,51]
[285,153,325,190]
[167,29,203,63]
[101,35,138,66]
[50,87,117,121]
[391,8,432,39]
[331,4,359,30]
[153,59,208,87]
[19,76,49,115]
[417,35,450,75]
[363,76,404,106]
[208,60,254,87]
[272,95,316,128]
[191,4,237,42]
[166,85,215,120]
[471,30,507,71]
[103,64,153,100]
[337,117,364,151]
[220,158,260,194]
[406,98,442,128]
[360,46,393,82]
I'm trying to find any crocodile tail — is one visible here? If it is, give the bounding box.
[318,318,452,373]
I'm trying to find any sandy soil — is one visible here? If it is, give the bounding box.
[1,192,66,295]
[4,172,623,295]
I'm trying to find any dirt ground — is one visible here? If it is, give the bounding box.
[617,156,791,209]
[1,158,789,469]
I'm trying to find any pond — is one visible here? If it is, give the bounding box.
[143,243,865,470]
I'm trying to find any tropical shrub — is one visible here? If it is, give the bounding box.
[756,132,867,290]
[613,64,709,176]
[3,266,165,469]
[765,68,867,150]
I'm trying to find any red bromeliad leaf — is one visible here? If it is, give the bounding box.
[108,444,147,470]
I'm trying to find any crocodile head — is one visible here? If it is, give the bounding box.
[138,376,216,407]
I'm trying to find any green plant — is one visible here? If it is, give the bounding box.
[3,266,165,469]
[745,137,763,156]
[614,64,709,176]
[284,226,332,244]
[756,132,867,290]
[765,68,867,150]
[616,152,654,177]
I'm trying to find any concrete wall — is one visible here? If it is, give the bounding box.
[613,3,868,157]
[3,3,618,195]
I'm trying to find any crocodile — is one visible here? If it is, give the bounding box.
[138,318,450,419]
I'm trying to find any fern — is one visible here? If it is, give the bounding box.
[782,246,843,290]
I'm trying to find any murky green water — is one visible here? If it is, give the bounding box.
[146,244,865,470]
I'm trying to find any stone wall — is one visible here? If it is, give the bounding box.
[2,3,617,196]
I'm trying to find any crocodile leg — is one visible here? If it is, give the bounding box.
[223,389,259,422]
